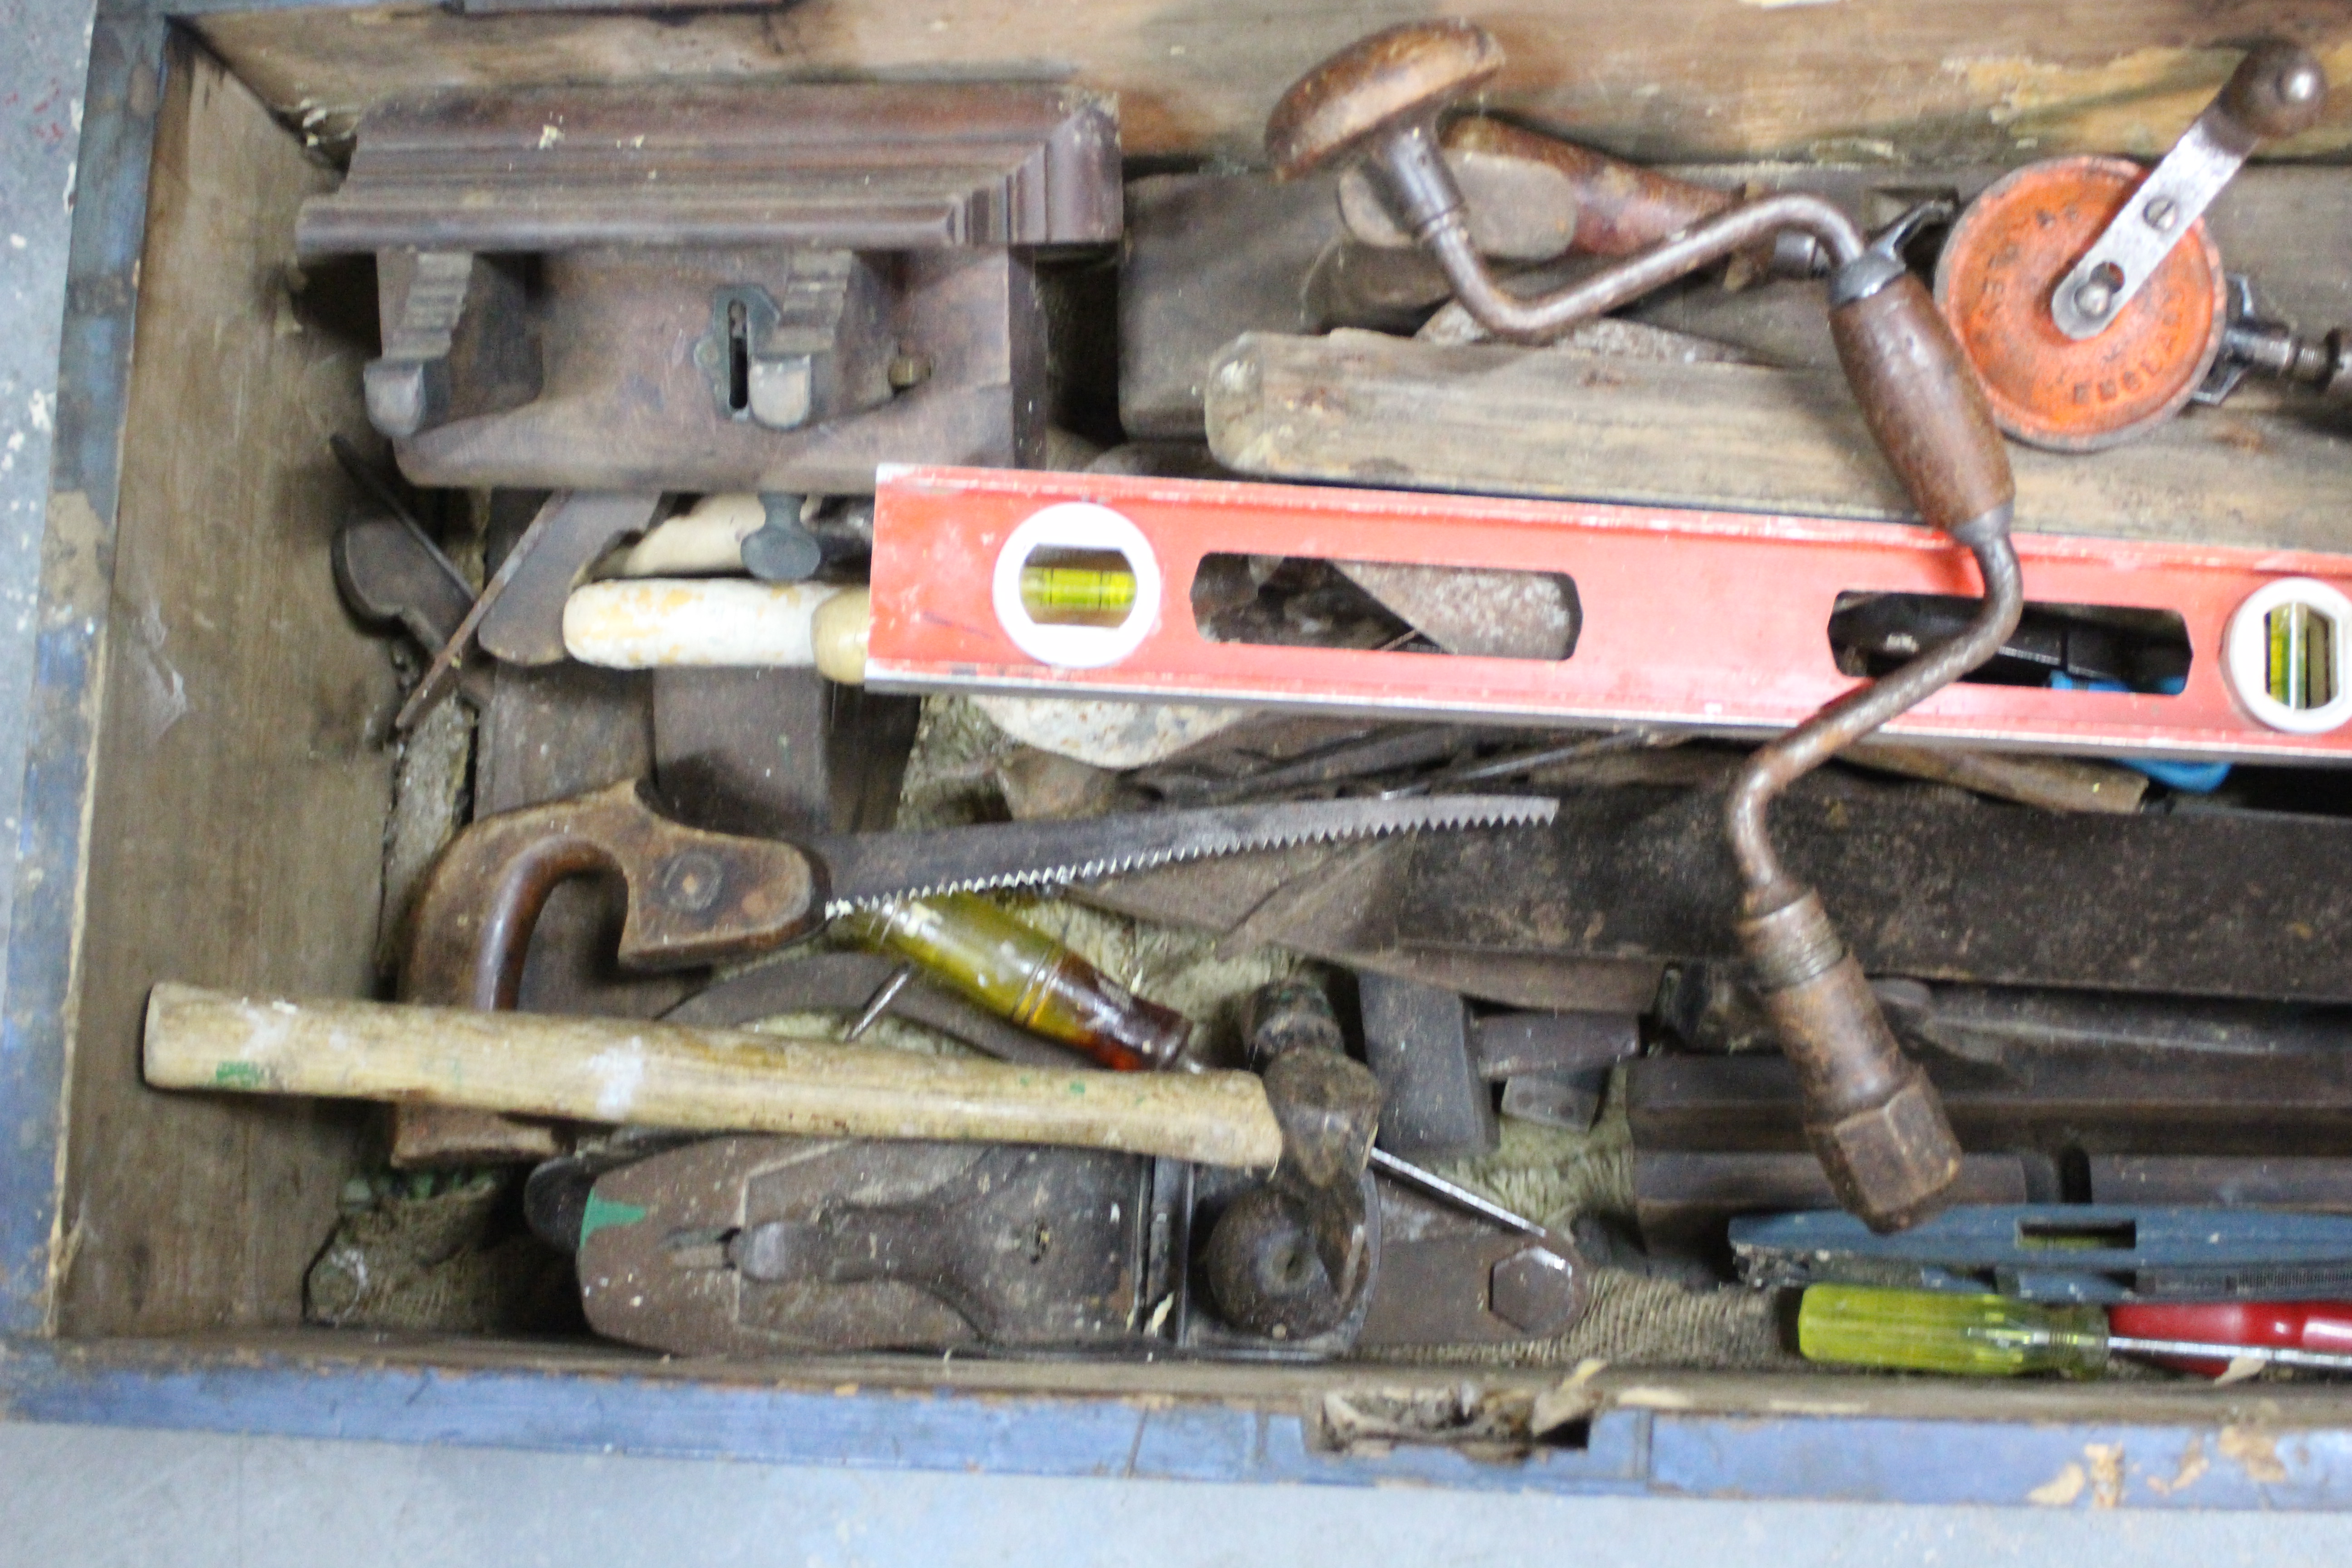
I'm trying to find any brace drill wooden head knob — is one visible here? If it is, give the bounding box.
[1269,23,2024,1233]
[1266,20,1503,182]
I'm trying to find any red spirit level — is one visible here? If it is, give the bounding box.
[868,466,2352,762]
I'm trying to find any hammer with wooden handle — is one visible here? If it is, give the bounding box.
[143,983,1286,1169]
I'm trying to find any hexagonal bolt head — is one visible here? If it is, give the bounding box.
[1809,1075,1963,1234]
[1488,1244,1583,1337]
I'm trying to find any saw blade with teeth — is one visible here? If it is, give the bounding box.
[804,794,1558,917]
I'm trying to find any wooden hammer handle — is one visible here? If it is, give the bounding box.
[144,984,1284,1169]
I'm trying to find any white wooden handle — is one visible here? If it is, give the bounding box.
[564,579,869,683]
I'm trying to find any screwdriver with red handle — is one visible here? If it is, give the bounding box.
[2108,1300,2352,1377]
[1798,1284,2352,1377]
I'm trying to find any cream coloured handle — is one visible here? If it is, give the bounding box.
[144,984,1283,1168]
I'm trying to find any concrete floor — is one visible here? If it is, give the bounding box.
[4,1418,2351,1568]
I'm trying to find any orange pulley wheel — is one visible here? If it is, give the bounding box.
[1934,157,2227,452]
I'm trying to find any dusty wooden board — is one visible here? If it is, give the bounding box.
[58,42,398,1337]
[1127,163,2352,437]
[1208,328,2352,554]
[194,4,2352,166]
[52,1328,2352,1433]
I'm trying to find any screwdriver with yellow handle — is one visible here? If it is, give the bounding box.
[1798,1284,2352,1378]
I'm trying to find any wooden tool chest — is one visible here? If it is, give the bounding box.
[13,0,2352,1510]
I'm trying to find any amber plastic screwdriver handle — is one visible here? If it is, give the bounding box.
[840,892,1192,1071]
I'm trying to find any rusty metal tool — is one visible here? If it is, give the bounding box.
[1334,113,1827,288]
[2093,1157,2352,1215]
[1261,18,2026,1232]
[297,83,1118,494]
[1356,971,1637,1155]
[1260,16,2022,1231]
[1356,1149,1593,1347]
[328,436,473,602]
[1209,979,1591,1346]
[475,493,663,667]
[392,491,662,732]
[1403,779,2352,1004]
[2192,274,2352,409]
[403,781,1558,991]
[1628,1048,2352,1164]
[577,979,1568,1357]
[1198,978,1386,1342]
[1936,41,2328,450]
[328,456,494,711]
[1336,115,1730,259]
[546,983,1591,1356]
[390,779,1553,1162]
[573,1134,1178,1357]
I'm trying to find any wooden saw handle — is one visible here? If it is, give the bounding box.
[144,983,1286,1169]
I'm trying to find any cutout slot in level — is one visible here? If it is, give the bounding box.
[1829,593,2191,694]
[2015,1218,2136,1253]
[1192,554,1580,661]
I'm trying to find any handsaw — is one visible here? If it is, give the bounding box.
[390,778,1550,1166]
[403,778,1556,1003]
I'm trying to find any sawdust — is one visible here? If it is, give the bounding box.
[1367,1266,1798,1372]
[1426,1077,1637,1231]
[896,694,1023,829]
[305,1171,576,1334]
[376,694,473,972]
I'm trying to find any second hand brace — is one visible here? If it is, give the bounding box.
[1268,20,2021,1230]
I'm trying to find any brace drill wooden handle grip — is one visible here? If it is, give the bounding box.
[1828,273,2015,537]
[144,984,1287,1169]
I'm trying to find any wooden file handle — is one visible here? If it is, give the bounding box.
[143,983,1285,1169]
